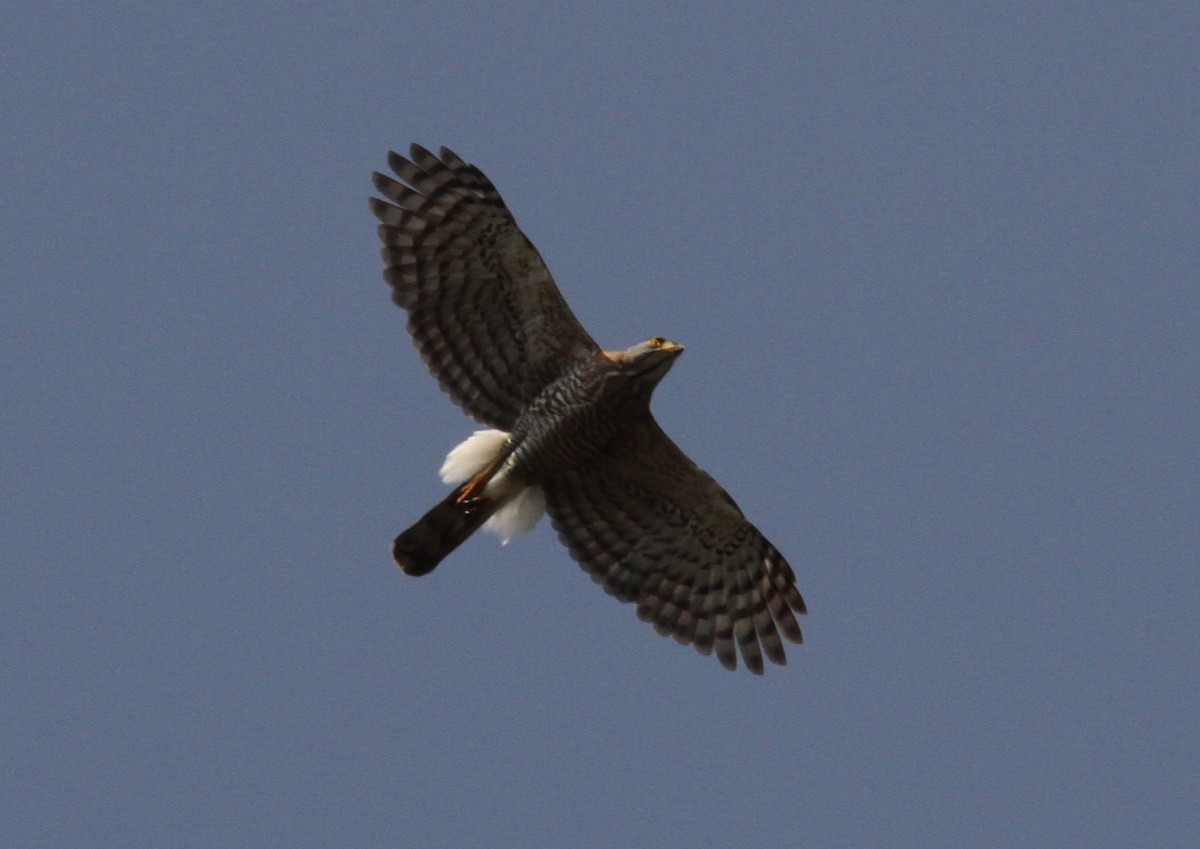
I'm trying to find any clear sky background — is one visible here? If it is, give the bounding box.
[3,3,1197,847]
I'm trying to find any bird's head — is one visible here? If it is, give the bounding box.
[609,336,685,385]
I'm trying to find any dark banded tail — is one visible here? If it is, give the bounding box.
[393,483,497,576]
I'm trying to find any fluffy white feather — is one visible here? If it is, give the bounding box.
[483,484,546,544]
[439,429,510,484]
[439,429,545,543]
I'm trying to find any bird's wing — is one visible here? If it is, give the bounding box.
[370,145,599,429]
[542,414,806,674]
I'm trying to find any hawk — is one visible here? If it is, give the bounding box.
[369,145,806,673]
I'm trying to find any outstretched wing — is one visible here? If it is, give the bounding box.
[542,415,806,674]
[370,145,599,429]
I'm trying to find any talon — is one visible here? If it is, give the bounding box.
[457,492,481,508]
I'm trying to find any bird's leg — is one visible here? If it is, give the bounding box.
[455,453,506,510]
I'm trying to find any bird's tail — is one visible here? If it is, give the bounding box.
[392,481,498,576]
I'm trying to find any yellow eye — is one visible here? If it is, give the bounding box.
[649,337,665,347]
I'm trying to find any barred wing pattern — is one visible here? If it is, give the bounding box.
[370,145,599,429]
[542,414,806,674]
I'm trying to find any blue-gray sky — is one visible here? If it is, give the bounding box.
[4,2,1197,846]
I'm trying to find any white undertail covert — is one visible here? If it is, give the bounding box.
[439,429,546,544]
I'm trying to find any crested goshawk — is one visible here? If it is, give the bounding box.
[369,145,806,673]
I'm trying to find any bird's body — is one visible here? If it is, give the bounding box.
[394,341,682,574]
[370,145,806,673]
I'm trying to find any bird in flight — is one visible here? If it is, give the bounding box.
[369,145,806,673]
